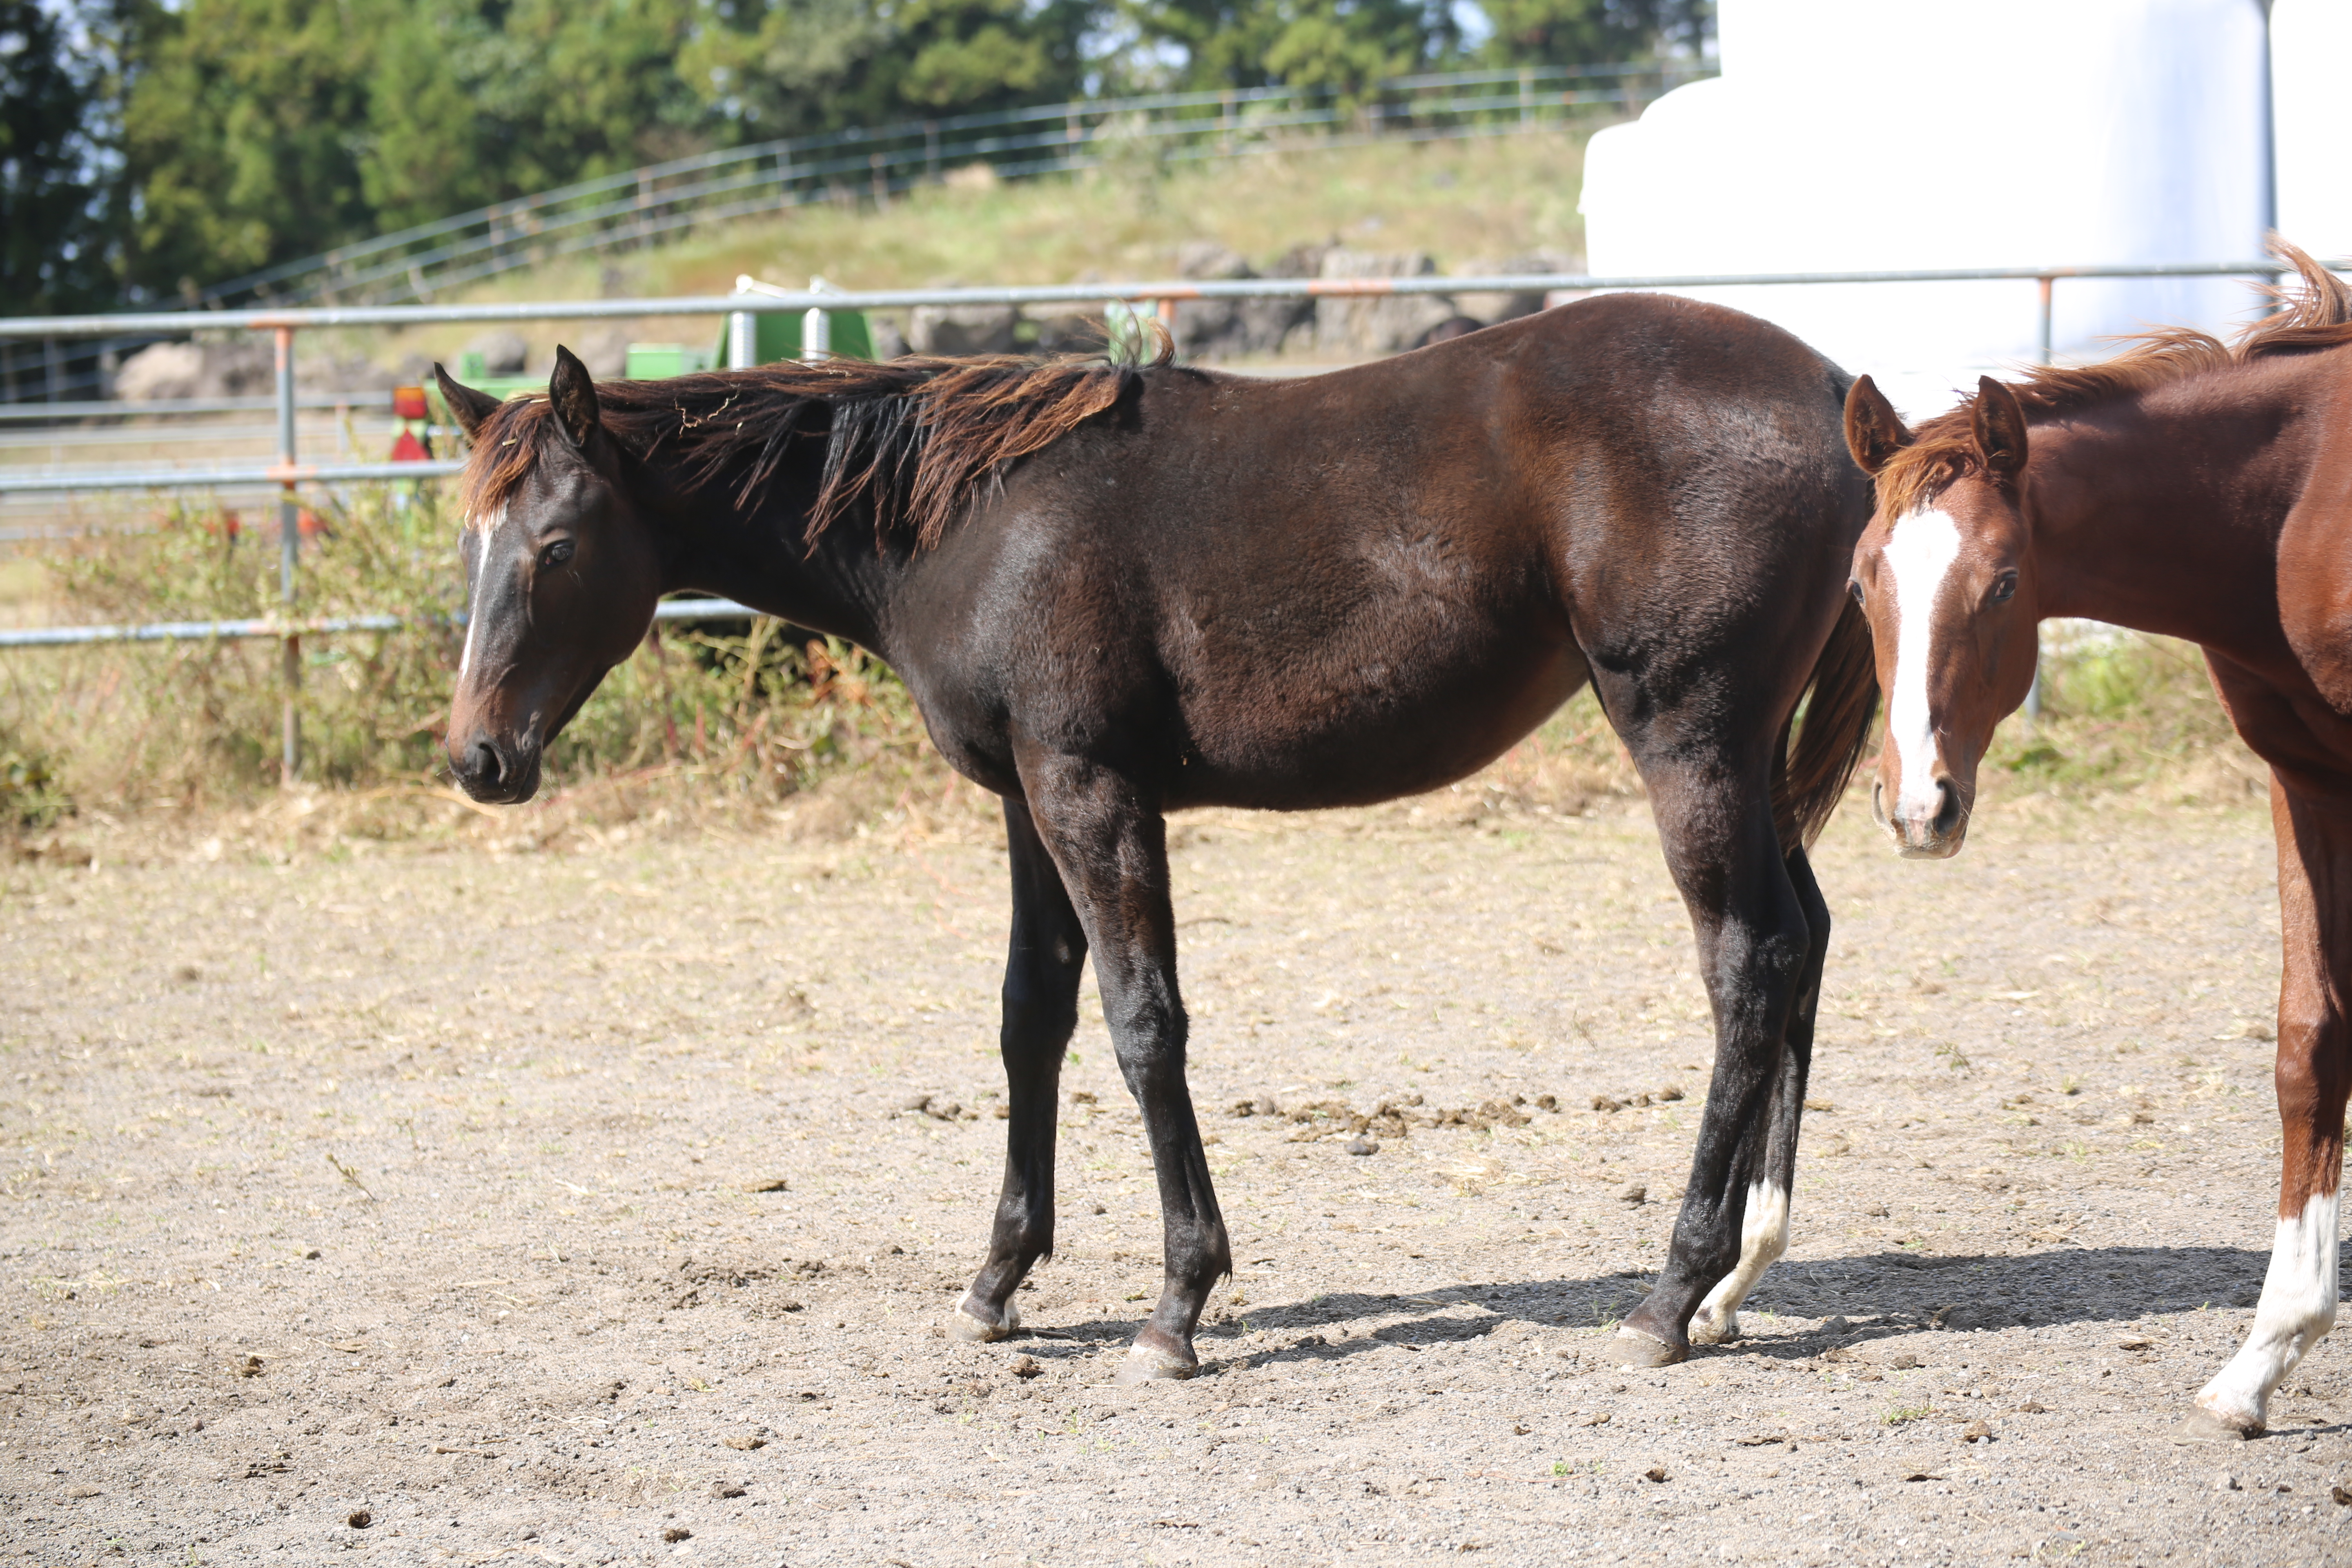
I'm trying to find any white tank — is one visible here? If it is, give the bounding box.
[1578,0,2274,420]
[2273,0,2352,261]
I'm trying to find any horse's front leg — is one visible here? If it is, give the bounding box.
[1022,753,1229,1382]
[2182,774,2350,1439]
[1607,758,1815,1367]
[956,797,1090,1342]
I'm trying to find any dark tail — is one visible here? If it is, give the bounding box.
[1770,593,1880,853]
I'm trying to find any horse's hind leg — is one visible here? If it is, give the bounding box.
[1606,753,1814,1368]
[2182,776,2350,1439]
[955,797,1090,1342]
[1689,845,1826,1345]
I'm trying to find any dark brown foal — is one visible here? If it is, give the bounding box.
[435,293,1879,1380]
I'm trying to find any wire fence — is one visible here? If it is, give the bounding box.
[0,63,1700,408]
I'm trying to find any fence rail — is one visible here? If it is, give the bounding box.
[0,597,751,649]
[2,254,2340,777]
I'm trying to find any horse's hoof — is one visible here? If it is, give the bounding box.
[1688,1310,1740,1347]
[1603,1327,1688,1368]
[951,1298,1018,1343]
[2171,1407,2259,1444]
[1114,1345,1197,1386]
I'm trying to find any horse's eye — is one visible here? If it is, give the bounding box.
[1848,580,1866,610]
[540,539,575,568]
[1990,570,2017,604]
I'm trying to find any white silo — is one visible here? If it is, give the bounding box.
[1578,0,2274,419]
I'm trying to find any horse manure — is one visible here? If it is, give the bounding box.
[1011,1356,1042,1379]
[1534,1094,1559,1112]
[712,1483,746,1499]
[722,1435,766,1451]
[346,1510,371,1530]
[1591,1095,1624,1113]
[1345,1136,1379,1156]
[1642,1465,1669,1483]
[900,1093,935,1114]
[1615,1184,1647,1206]
[662,1527,693,1542]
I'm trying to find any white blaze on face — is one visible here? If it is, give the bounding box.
[458,504,504,679]
[1881,506,1963,823]
[1690,1180,1791,1345]
[2195,1189,2340,1433]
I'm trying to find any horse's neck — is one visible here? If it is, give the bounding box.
[649,464,898,654]
[2028,375,2305,658]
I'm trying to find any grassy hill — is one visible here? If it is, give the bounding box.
[368,128,1596,375]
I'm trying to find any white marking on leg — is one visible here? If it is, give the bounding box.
[1692,1180,1790,1344]
[458,504,503,679]
[1880,506,1962,824]
[2194,1189,2339,1434]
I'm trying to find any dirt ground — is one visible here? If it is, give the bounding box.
[2,782,2344,1566]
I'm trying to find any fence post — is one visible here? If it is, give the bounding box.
[1156,296,1177,356]
[2022,274,2055,726]
[727,303,758,370]
[803,276,833,363]
[275,325,301,780]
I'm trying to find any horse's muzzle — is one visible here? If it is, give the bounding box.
[449,734,542,805]
[1872,775,1967,859]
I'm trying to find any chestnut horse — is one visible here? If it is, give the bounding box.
[435,294,1879,1381]
[1843,244,2352,1439]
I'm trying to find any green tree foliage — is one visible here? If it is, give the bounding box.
[1,0,135,312]
[1472,0,1706,69]
[123,0,383,296]
[365,0,710,232]
[682,0,1096,139]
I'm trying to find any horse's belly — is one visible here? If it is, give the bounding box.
[1172,634,1589,811]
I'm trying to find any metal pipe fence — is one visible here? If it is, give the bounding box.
[1,255,2338,778]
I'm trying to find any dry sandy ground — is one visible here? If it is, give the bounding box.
[2,785,2344,1566]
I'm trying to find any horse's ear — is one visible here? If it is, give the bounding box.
[1971,375,2029,478]
[548,345,602,452]
[1843,374,1912,476]
[432,363,501,441]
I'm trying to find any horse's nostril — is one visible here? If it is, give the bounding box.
[1931,780,1963,838]
[472,742,504,787]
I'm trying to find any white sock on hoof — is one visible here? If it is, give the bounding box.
[2194,1190,2338,1432]
[1692,1180,1791,1342]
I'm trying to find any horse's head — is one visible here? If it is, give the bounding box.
[1843,373,2041,859]
[438,347,664,804]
